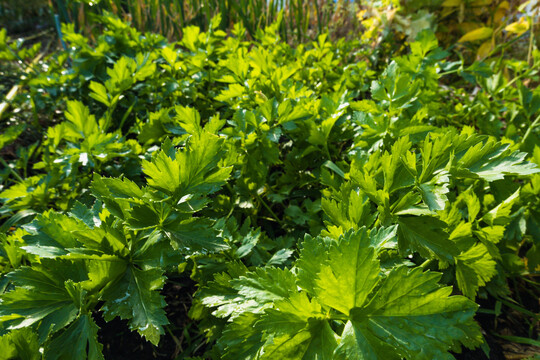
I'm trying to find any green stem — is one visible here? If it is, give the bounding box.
[527,16,535,66]
[6,47,40,75]
[165,325,183,350]
[256,193,283,226]
[503,67,536,91]
[439,68,461,77]
[0,157,24,183]
[521,112,540,147]
[328,313,348,321]
[419,258,434,270]
[324,143,332,161]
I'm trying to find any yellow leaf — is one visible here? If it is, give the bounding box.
[476,40,493,59]
[442,0,462,7]
[458,27,493,42]
[498,0,510,10]
[356,9,367,20]
[471,0,492,6]
[505,18,530,36]
[494,1,510,24]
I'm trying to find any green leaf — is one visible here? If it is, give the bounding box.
[198,263,259,320]
[417,170,450,211]
[410,29,439,57]
[174,105,202,135]
[88,81,110,106]
[354,266,482,359]
[163,217,229,253]
[0,260,88,342]
[482,189,519,226]
[456,243,497,299]
[397,216,459,262]
[0,328,40,360]
[69,201,101,229]
[302,320,339,360]
[217,313,263,359]
[321,186,375,232]
[232,267,297,304]
[259,292,324,336]
[314,228,380,315]
[127,203,161,230]
[44,314,104,360]
[91,175,144,200]
[369,225,398,250]
[296,235,331,294]
[0,123,26,150]
[181,26,201,52]
[64,101,99,138]
[22,212,105,259]
[334,320,398,360]
[101,266,168,345]
[105,56,137,94]
[142,132,232,198]
[215,231,482,359]
[255,293,329,359]
[453,141,539,181]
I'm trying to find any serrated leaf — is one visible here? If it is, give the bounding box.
[453,141,539,181]
[232,267,297,303]
[88,81,110,106]
[397,216,459,262]
[456,243,497,299]
[69,201,101,229]
[163,217,229,253]
[266,248,294,266]
[127,203,160,230]
[174,105,202,135]
[101,266,167,345]
[296,235,331,294]
[314,228,380,315]
[482,189,519,226]
[91,175,144,200]
[0,123,26,150]
[369,225,398,250]
[321,187,375,231]
[256,293,329,359]
[410,29,439,57]
[198,264,260,320]
[0,260,88,342]
[218,232,482,360]
[352,266,483,359]
[22,212,87,258]
[44,314,104,360]
[142,132,232,198]
[0,328,40,360]
[64,101,99,138]
[217,313,263,359]
[334,320,398,360]
[417,170,450,211]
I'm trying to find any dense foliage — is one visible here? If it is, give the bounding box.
[0,3,539,359]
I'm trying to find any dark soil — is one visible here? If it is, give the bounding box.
[454,277,540,360]
[96,276,206,360]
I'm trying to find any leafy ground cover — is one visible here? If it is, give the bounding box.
[0,1,540,359]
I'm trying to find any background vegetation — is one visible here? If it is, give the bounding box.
[0,0,539,359]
